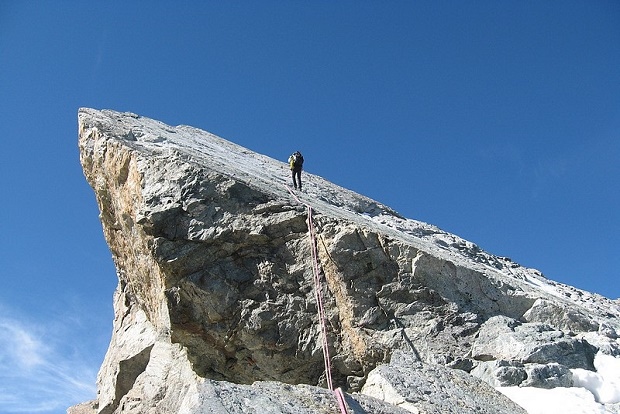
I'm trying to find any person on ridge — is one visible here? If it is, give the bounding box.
[288,151,304,190]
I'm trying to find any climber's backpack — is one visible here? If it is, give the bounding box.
[290,152,303,169]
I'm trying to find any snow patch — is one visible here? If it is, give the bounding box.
[573,353,620,404]
[498,386,608,414]
[499,352,620,414]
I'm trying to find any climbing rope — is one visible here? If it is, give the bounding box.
[284,185,349,414]
[307,205,334,390]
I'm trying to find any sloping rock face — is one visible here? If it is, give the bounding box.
[75,108,620,414]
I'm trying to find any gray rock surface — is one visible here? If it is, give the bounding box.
[522,298,600,333]
[470,360,528,387]
[471,359,573,389]
[471,315,597,369]
[520,363,573,389]
[361,351,528,414]
[74,108,620,413]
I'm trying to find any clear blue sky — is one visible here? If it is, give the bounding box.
[1,2,619,413]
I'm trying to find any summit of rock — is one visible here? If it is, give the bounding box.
[74,108,620,414]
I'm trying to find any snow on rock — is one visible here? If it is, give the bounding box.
[496,352,620,414]
[497,386,612,414]
[573,353,620,405]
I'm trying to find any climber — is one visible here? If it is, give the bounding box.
[288,151,304,190]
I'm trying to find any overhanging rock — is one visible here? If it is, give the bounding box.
[75,108,620,414]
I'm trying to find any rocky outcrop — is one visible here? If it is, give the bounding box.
[74,108,620,413]
[361,351,526,413]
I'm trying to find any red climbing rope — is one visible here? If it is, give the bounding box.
[284,185,349,414]
[307,205,334,390]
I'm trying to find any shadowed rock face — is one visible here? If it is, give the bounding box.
[74,108,620,414]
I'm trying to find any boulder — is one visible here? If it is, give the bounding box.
[471,316,597,370]
[470,360,573,389]
[361,351,527,414]
[470,360,527,387]
[521,363,573,389]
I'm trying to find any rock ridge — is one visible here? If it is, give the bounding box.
[73,108,620,414]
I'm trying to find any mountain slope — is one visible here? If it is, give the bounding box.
[73,108,620,414]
